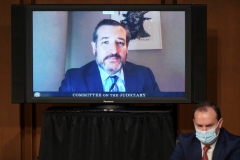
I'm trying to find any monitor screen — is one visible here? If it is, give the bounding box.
[12,4,206,104]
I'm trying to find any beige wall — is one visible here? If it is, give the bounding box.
[0,0,21,159]
[1,0,240,159]
[177,0,240,136]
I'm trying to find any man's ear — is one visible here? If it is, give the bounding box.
[91,42,96,55]
[219,118,224,128]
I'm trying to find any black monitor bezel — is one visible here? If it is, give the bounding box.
[24,4,192,104]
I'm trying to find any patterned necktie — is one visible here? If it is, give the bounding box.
[109,75,119,92]
[202,145,210,160]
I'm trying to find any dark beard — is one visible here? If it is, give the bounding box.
[95,52,125,74]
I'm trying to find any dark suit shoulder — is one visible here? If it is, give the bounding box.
[221,128,240,138]
[178,131,198,147]
[66,61,97,74]
[59,61,101,92]
[66,61,98,77]
[179,131,196,139]
[213,128,240,160]
[170,131,200,160]
[125,61,151,71]
[220,127,240,144]
[124,61,155,78]
[123,61,160,92]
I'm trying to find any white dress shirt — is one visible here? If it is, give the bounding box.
[98,66,126,92]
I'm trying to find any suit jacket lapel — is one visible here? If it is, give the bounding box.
[212,131,225,160]
[86,62,103,92]
[192,138,202,160]
[123,63,138,92]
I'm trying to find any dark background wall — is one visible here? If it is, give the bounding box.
[1,0,240,159]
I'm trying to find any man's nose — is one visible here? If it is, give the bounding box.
[109,43,118,54]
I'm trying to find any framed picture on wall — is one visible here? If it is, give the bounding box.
[111,11,162,50]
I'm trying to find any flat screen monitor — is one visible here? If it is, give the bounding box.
[11,4,207,104]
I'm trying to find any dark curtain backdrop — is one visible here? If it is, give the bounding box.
[38,108,175,160]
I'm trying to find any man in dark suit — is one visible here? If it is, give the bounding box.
[170,101,240,160]
[59,19,160,92]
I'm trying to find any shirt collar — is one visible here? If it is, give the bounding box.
[200,137,218,149]
[98,66,124,82]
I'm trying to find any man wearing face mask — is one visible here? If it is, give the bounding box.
[170,101,240,160]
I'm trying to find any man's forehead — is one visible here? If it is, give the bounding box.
[97,25,126,37]
[194,107,218,121]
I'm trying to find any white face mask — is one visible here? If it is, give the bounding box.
[195,122,220,145]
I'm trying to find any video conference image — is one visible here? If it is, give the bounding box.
[32,10,186,98]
